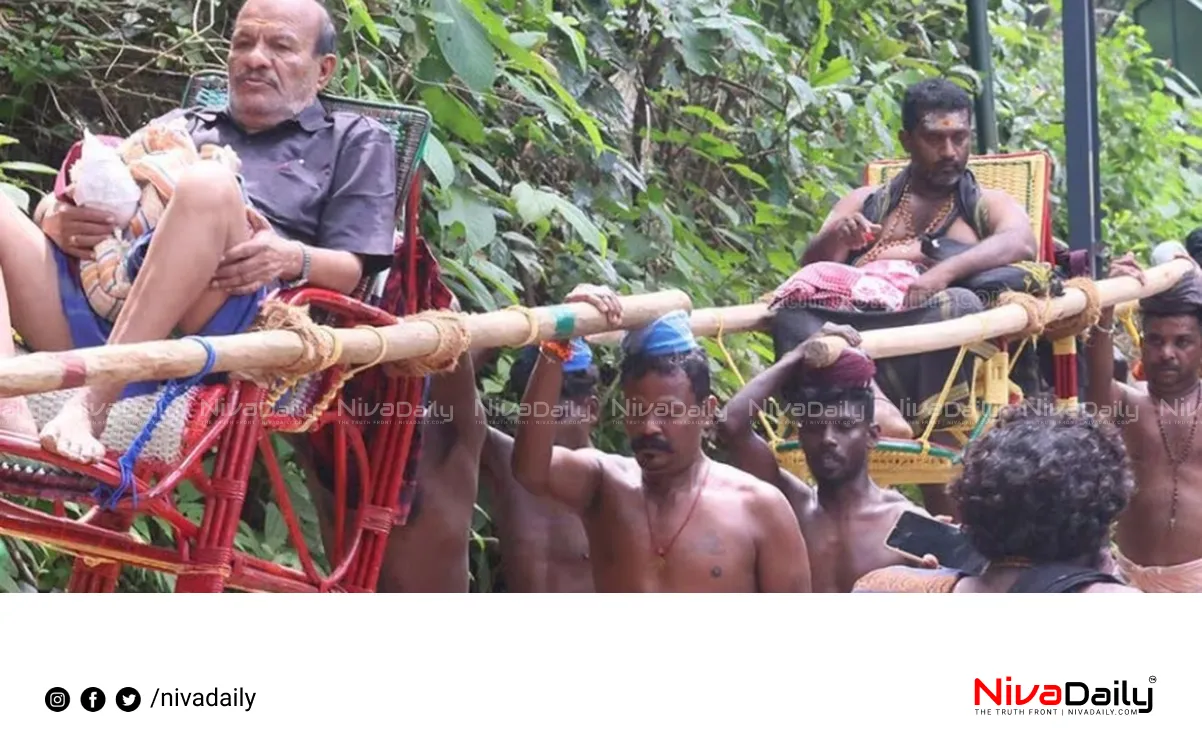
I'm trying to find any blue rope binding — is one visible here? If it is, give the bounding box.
[93,336,217,510]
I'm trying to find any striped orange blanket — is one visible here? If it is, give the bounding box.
[71,120,258,322]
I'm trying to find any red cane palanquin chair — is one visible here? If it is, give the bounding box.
[0,71,450,592]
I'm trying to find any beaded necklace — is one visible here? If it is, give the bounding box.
[1154,382,1202,531]
[854,182,955,267]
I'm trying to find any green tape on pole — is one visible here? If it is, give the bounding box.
[553,308,576,339]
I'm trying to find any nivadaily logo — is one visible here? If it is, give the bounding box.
[974,677,1154,715]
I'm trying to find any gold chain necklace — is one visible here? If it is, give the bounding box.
[855,183,955,267]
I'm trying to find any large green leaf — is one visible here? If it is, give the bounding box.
[548,12,588,72]
[439,255,498,311]
[549,195,607,256]
[264,503,288,553]
[0,161,57,175]
[473,258,522,304]
[506,73,569,127]
[422,133,456,190]
[421,87,487,144]
[511,182,557,224]
[510,183,606,255]
[0,183,29,213]
[808,0,833,79]
[812,56,855,87]
[681,105,733,132]
[430,0,497,92]
[0,568,19,594]
[344,0,380,44]
[461,151,504,189]
[457,0,606,152]
[441,188,497,250]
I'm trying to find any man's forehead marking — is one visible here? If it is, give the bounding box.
[922,111,969,129]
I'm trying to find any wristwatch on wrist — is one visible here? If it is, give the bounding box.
[281,244,311,290]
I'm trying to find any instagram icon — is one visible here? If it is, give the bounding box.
[45,687,70,712]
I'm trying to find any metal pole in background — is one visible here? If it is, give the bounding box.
[966,0,999,154]
[1063,0,1103,279]
[1086,0,1103,261]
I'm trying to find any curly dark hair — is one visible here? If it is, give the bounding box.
[619,348,711,402]
[950,405,1134,563]
[1187,226,1202,263]
[902,77,973,132]
[507,347,599,401]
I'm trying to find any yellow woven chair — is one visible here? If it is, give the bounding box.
[714,316,1020,486]
[770,339,1024,486]
[766,151,1056,486]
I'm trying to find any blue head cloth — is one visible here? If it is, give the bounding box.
[562,337,593,373]
[621,310,699,358]
[517,338,594,372]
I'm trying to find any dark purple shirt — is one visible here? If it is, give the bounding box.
[156,100,398,274]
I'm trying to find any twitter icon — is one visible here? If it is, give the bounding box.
[116,687,141,712]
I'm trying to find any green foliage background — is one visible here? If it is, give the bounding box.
[0,0,1200,591]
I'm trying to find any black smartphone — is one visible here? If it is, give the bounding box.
[885,510,989,576]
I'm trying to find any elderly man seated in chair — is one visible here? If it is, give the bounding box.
[768,77,1038,513]
[0,0,396,463]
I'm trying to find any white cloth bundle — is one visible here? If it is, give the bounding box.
[69,130,140,229]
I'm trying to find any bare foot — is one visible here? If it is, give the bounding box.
[39,389,109,464]
[0,397,40,440]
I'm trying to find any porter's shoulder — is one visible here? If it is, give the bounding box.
[833,185,876,212]
[707,461,783,498]
[715,465,796,524]
[601,452,643,481]
[880,488,917,506]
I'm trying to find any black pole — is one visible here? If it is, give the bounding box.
[966,0,999,154]
[1063,0,1103,279]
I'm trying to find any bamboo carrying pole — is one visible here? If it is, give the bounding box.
[0,290,693,399]
[587,303,773,345]
[0,261,1189,399]
[790,260,1194,364]
[588,260,1195,362]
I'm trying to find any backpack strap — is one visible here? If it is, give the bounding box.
[1007,563,1123,593]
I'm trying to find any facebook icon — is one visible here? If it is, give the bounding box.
[81,687,106,712]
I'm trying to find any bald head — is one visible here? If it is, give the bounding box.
[228,0,338,132]
[236,0,335,52]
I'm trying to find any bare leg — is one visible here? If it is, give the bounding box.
[40,162,250,463]
[0,194,76,352]
[0,265,38,439]
[0,198,77,437]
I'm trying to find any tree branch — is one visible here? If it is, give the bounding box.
[702,75,787,114]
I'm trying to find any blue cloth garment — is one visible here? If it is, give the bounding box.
[562,337,593,372]
[51,232,268,400]
[621,309,698,357]
[51,171,268,400]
